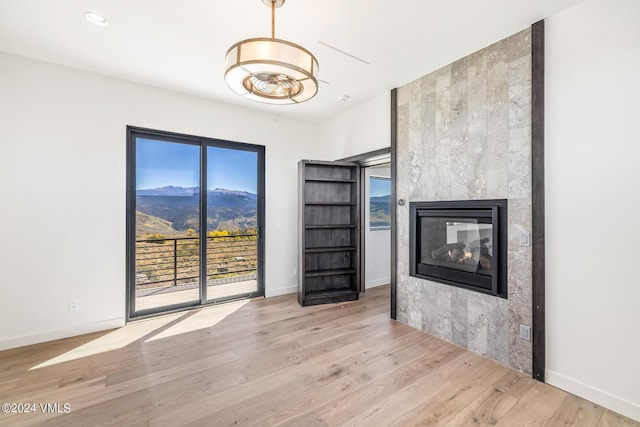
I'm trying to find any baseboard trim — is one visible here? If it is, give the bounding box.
[365,278,390,289]
[0,318,125,351]
[265,286,297,298]
[546,369,640,422]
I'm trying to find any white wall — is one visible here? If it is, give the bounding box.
[0,52,318,350]
[364,166,391,289]
[546,0,640,421]
[317,92,390,160]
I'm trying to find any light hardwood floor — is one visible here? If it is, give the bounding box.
[0,285,637,426]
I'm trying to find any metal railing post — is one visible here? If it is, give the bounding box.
[173,238,178,287]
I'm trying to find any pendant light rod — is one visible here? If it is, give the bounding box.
[262,0,285,39]
[271,0,275,39]
[264,0,285,38]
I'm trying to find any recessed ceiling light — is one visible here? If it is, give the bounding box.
[85,12,108,26]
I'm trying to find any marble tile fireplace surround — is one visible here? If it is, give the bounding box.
[396,27,533,374]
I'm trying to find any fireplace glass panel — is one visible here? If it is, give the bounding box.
[420,217,493,276]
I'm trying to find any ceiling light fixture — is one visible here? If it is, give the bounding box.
[84,12,109,26]
[224,0,319,104]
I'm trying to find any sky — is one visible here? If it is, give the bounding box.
[370,176,391,197]
[136,138,257,193]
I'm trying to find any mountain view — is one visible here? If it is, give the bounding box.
[136,186,257,237]
[137,186,390,236]
[370,194,391,228]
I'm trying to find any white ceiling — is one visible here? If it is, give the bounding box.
[0,0,585,123]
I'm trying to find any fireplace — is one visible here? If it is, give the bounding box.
[409,199,507,298]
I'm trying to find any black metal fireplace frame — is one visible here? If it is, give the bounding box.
[409,199,508,298]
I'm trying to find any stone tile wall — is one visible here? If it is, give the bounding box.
[396,27,532,373]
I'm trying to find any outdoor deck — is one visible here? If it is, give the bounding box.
[136,277,258,311]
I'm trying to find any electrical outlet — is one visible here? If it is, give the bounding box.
[69,299,80,311]
[519,233,531,247]
[519,324,531,341]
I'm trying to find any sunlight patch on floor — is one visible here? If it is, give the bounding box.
[143,299,249,342]
[29,299,250,370]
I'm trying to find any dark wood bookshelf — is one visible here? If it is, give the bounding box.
[298,160,360,306]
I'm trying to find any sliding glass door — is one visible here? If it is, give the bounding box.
[127,127,264,318]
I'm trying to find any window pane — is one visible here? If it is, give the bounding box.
[370,177,391,229]
[206,147,258,301]
[134,138,201,312]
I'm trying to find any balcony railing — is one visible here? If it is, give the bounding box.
[135,234,257,288]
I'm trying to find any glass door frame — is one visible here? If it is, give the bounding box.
[126,126,265,320]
